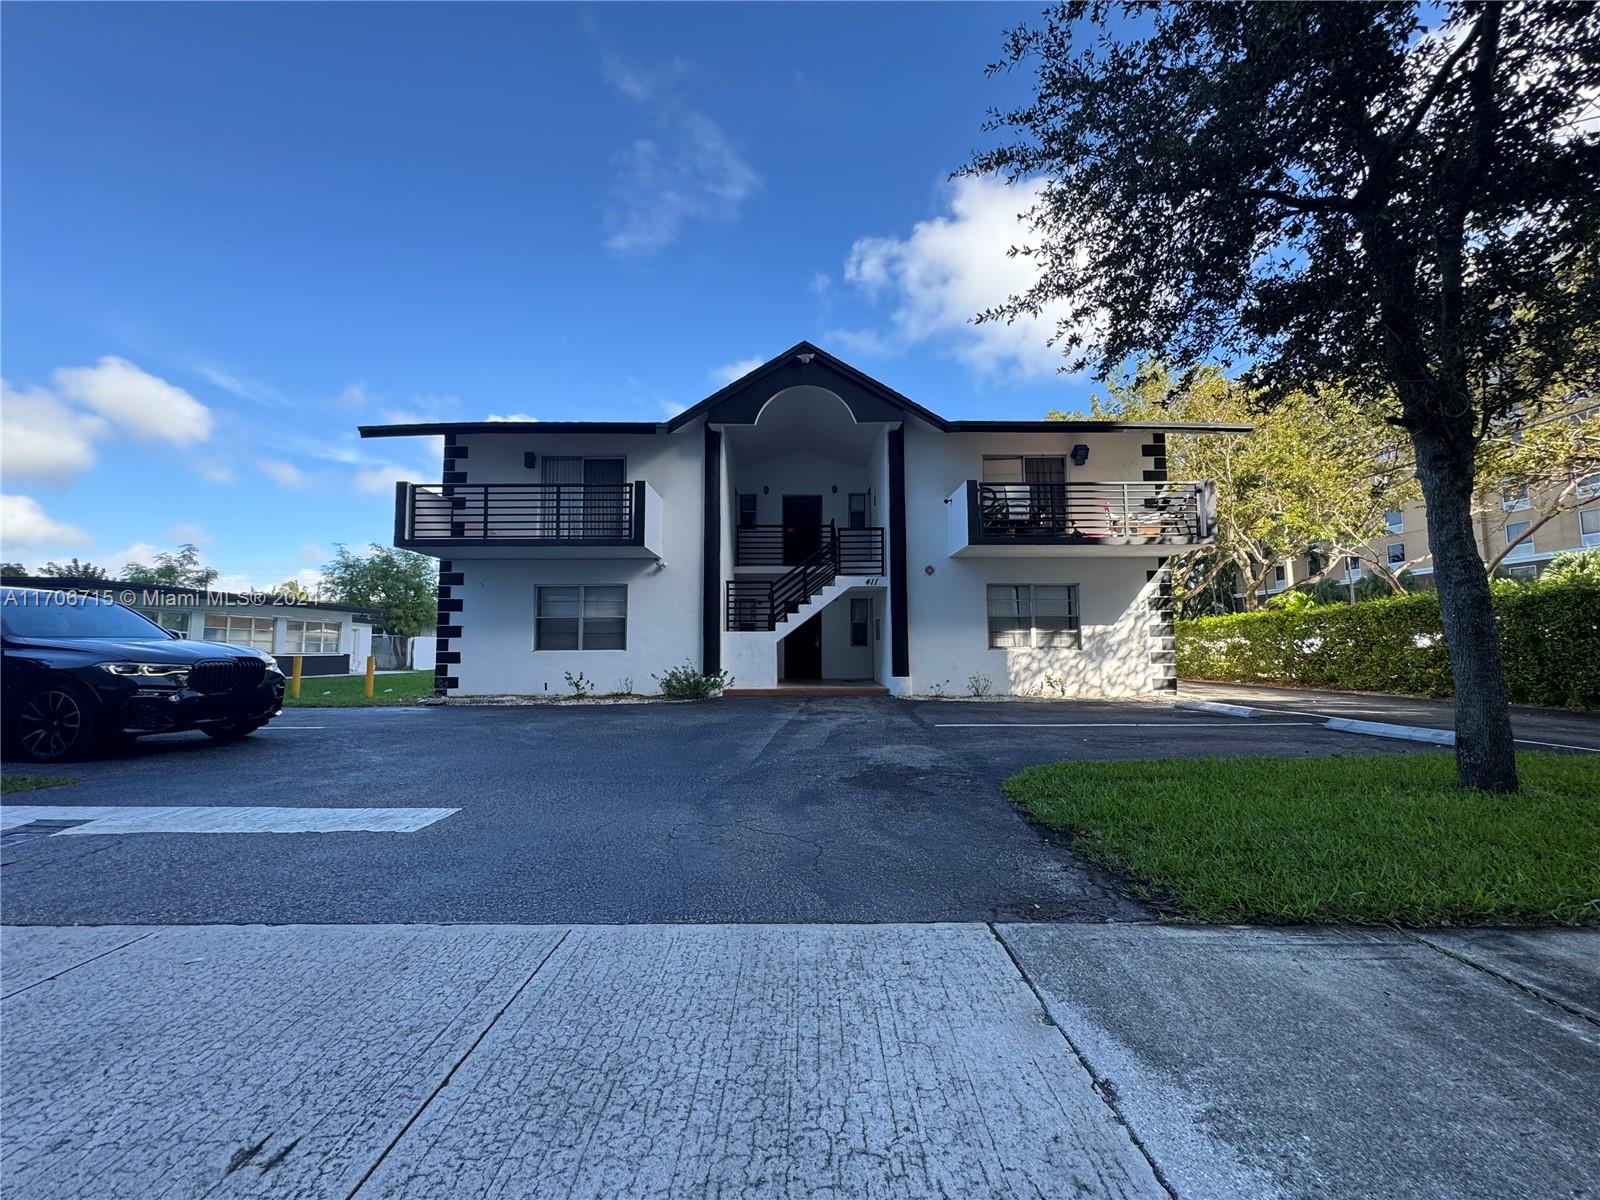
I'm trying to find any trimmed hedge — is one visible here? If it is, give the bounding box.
[1177,581,1600,708]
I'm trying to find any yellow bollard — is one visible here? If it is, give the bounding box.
[290,655,303,700]
[365,654,376,700]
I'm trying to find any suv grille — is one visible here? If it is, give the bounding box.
[189,658,267,694]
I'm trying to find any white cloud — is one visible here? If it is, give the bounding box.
[103,542,167,575]
[354,464,413,494]
[300,544,326,564]
[601,56,760,254]
[257,458,306,488]
[0,380,110,485]
[810,272,832,295]
[195,457,236,484]
[167,522,214,547]
[710,357,763,386]
[1,494,90,548]
[193,362,289,409]
[486,413,538,422]
[837,176,1085,378]
[53,356,214,443]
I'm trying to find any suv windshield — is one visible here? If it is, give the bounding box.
[1,592,169,640]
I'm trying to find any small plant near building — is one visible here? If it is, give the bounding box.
[618,677,634,696]
[925,679,952,699]
[652,662,732,700]
[966,673,993,698]
[563,671,594,699]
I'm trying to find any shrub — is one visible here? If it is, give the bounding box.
[563,671,594,699]
[653,662,732,700]
[1177,579,1600,707]
[1544,548,1600,584]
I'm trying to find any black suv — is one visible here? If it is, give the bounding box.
[1,587,285,761]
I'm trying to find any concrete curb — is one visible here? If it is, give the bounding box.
[1174,699,1260,719]
[1324,717,1456,746]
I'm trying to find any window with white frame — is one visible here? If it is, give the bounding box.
[986,584,1080,649]
[1581,508,1600,549]
[1345,556,1362,577]
[535,585,626,650]
[1386,542,1406,566]
[1576,473,1600,501]
[139,610,190,636]
[1385,510,1404,534]
[286,618,341,654]
[850,597,870,646]
[1504,520,1534,559]
[1273,564,1287,585]
[848,493,867,530]
[1501,486,1530,511]
[202,614,274,651]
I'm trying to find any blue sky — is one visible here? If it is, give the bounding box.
[2,2,1097,589]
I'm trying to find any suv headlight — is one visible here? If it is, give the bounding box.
[99,663,190,684]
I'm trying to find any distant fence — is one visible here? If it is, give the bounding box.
[370,634,436,671]
[1177,581,1600,708]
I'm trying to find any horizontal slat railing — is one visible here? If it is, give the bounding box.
[726,523,845,631]
[736,524,884,571]
[401,482,641,544]
[972,481,1211,543]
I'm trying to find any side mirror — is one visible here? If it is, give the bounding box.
[168,628,183,639]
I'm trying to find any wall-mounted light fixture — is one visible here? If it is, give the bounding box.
[762,485,770,494]
[1071,444,1090,466]
[831,485,838,494]
[524,452,539,469]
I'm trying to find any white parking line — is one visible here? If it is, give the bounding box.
[260,725,325,730]
[0,806,459,835]
[934,721,1322,729]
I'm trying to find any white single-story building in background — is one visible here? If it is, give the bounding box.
[361,341,1250,699]
[1,576,379,676]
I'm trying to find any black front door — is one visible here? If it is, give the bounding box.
[784,613,823,680]
[782,495,822,563]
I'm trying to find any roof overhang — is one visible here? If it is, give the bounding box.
[355,342,1254,439]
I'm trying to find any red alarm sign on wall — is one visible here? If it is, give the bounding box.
[925,565,935,576]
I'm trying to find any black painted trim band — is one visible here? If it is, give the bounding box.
[702,424,722,675]
[887,425,909,678]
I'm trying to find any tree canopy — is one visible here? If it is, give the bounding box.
[121,543,219,588]
[319,544,436,636]
[37,558,110,580]
[969,1,1600,791]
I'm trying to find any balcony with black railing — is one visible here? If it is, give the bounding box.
[393,481,663,557]
[948,480,1216,556]
[734,524,884,575]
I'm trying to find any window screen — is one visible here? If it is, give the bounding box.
[535,585,626,650]
[986,584,1080,650]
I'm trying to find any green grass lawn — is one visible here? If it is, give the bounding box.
[284,669,435,707]
[1004,752,1600,926]
[1,774,77,795]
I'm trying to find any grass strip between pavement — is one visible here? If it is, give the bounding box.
[1003,752,1600,926]
[283,669,435,708]
[1,774,78,795]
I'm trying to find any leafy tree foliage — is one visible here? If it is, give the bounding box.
[274,579,312,602]
[969,2,1600,790]
[319,544,436,636]
[37,558,110,579]
[0,561,27,577]
[1062,363,1417,607]
[121,543,219,588]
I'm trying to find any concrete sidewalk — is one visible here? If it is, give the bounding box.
[2,923,1597,1199]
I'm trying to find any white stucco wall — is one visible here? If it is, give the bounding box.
[447,423,705,695]
[898,419,1161,697]
[732,452,873,529]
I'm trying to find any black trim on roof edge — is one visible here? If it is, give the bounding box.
[355,342,1254,439]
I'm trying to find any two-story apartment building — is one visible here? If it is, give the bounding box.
[361,343,1247,698]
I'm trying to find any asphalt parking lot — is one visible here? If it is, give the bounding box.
[1,695,1457,926]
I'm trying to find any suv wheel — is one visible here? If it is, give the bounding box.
[13,684,97,762]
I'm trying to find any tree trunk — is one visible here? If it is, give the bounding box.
[1412,425,1518,792]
